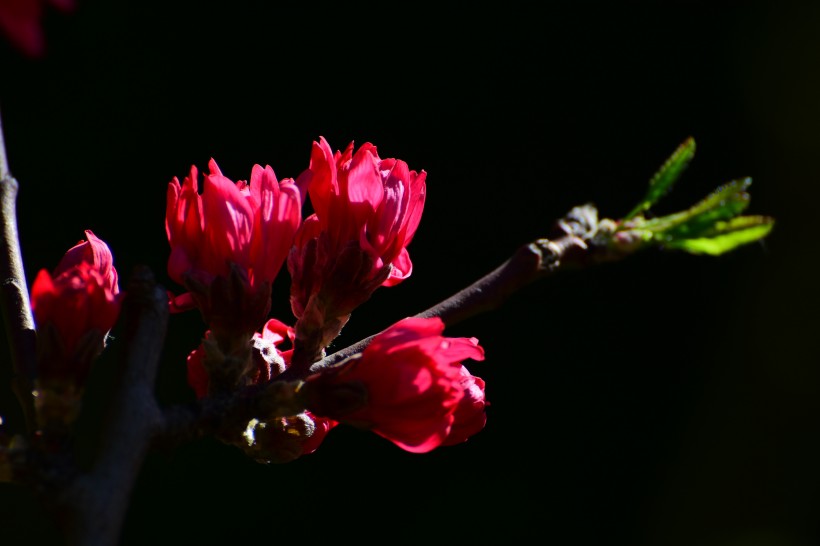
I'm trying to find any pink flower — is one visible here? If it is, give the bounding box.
[166,159,301,291]
[166,160,301,337]
[0,0,74,58]
[288,137,426,321]
[305,316,486,453]
[30,230,123,384]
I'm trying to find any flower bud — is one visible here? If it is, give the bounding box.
[30,232,123,390]
[288,137,426,341]
[166,160,301,344]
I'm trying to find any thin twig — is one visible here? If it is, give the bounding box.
[312,233,589,372]
[0,107,37,436]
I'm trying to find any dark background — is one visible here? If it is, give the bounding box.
[1,1,818,545]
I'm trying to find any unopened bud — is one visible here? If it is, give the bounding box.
[242,413,317,464]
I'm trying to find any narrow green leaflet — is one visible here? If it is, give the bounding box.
[664,216,775,255]
[623,136,696,221]
[643,178,752,238]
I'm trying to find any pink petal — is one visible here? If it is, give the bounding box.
[202,159,255,272]
[400,170,427,245]
[382,247,413,287]
[345,146,384,223]
[302,137,335,220]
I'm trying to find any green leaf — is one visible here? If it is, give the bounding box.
[663,215,775,255]
[645,178,753,237]
[623,137,696,221]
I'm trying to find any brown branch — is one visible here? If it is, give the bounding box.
[313,204,608,371]
[55,267,168,546]
[311,234,588,372]
[0,107,37,437]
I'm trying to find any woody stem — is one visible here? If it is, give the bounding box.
[0,106,37,437]
[312,202,606,373]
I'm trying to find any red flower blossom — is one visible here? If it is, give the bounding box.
[289,137,426,321]
[0,0,74,57]
[167,159,301,292]
[166,159,301,337]
[305,316,486,453]
[30,230,123,384]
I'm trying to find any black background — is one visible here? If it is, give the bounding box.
[1,1,818,545]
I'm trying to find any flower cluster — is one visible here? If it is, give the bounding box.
[28,137,489,460]
[165,137,487,459]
